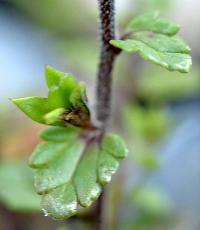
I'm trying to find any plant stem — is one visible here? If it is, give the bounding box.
[94,191,105,230]
[95,0,117,229]
[96,0,117,131]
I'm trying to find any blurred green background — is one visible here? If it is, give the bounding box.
[0,0,200,229]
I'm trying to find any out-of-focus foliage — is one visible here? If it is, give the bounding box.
[57,226,70,230]
[132,186,172,217]
[119,186,172,230]
[138,66,200,103]
[57,39,98,75]
[122,65,200,172]
[123,105,168,170]
[0,159,40,212]
[135,0,171,13]
[9,0,95,35]
[124,104,170,142]
[123,103,170,170]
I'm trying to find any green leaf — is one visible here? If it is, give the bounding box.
[12,97,51,124]
[29,142,68,169]
[111,12,192,73]
[47,87,66,110]
[34,138,85,194]
[59,75,78,107]
[135,33,191,54]
[45,65,66,89]
[101,133,128,159]
[97,150,119,185]
[74,145,101,207]
[30,129,128,220]
[39,126,78,142]
[110,39,192,73]
[127,11,180,35]
[42,184,77,220]
[13,66,91,128]
[96,133,128,186]
[46,66,78,109]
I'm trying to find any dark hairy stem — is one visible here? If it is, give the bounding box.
[95,0,118,229]
[96,0,118,131]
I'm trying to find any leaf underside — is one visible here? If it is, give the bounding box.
[29,127,128,219]
[110,12,192,73]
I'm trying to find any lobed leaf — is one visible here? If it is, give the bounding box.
[29,142,67,169]
[74,146,101,208]
[97,150,119,185]
[101,133,129,159]
[111,12,192,73]
[110,39,192,73]
[127,11,180,35]
[34,139,85,194]
[39,126,78,142]
[30,129,128,220]
[134,33,191,54]
[42,184,77,220]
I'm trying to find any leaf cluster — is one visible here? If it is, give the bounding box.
[12,66,128,219]
[13,66,90,128]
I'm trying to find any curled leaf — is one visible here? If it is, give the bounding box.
[12,97,50,124]
[12,66,91,128]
